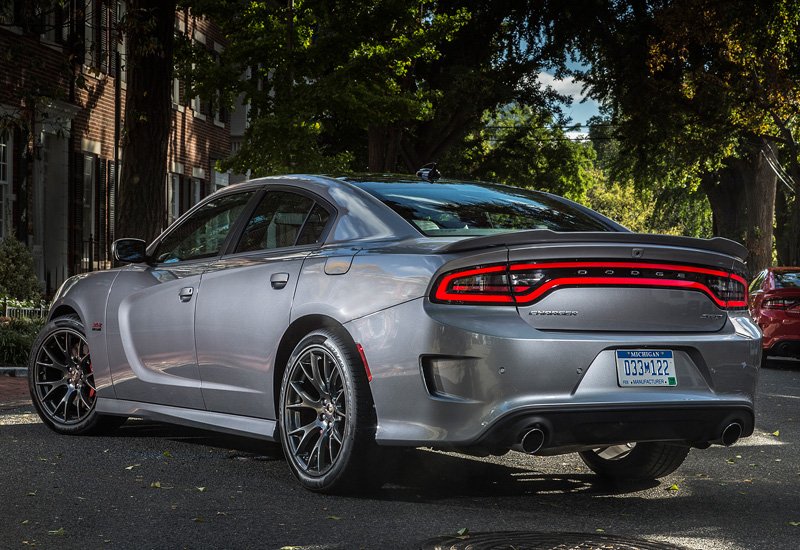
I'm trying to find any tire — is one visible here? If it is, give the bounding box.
[28,315,126,435]
[579,442,690,482]
[279,329,377,493]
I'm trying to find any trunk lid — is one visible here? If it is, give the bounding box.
[434,231,747,333]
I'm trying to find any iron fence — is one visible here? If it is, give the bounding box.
[78,235,112,274]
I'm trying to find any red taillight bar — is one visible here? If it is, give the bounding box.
[433,265,515,304]
[432,261,747,309]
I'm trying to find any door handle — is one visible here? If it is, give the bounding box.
[270,272,290,290]
[179,287,194,302]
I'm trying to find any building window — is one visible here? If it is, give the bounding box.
[168,173,181,226]
[39,4,56,42]
[0,135,10,240]
[82,153,96,250]
[171,77,181,109]
[192,178,203,206]
[212,168,229,192]
[118,1,127,83]
[84,0,97,67]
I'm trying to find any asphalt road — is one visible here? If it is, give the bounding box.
[0,362,797,550]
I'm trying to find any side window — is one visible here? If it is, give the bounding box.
[749,270,767,294]
[235,191,331,253]
[296,204,331,246]
[155,191,255,263]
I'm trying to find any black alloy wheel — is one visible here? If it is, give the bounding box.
[28,315,125,434]
[279,329,377,493]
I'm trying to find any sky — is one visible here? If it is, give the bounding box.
[538,70,602,137]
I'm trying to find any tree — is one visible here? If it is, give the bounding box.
[116,0,177,243]
[440,104,599,202]
[586,120,713,237]
[548,0,800,275]
[180,0,564,175]
[0,234,42,301]
[178,0,468,174]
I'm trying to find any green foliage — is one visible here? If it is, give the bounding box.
[0,317,45,366]
[441,104,599,202]
[0,236,42,302]
[180,0,562,173]
[585,180,712,237]
[548,0,800,269]
[179,0,468,174]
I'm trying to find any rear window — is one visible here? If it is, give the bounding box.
[774,270,800,289]
[348,179,611,236]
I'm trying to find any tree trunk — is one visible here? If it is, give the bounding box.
[791,193,800,265]
[701,145,776,278]
[773,159,800,267]
[116,0,176,244]
[700,165,746,242]
[368,124,402,172]
[744,141,776,276]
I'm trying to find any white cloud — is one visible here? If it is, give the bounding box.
[538,71,601,126]
[538,72,587,99]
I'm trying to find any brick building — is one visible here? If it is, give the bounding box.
[0,2,232,296]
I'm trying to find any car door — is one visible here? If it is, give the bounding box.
[106,190,257,408]
[195,189,333,418]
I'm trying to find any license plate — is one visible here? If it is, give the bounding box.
[616,350,677,387]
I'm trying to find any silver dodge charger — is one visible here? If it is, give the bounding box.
[29,173,761,493]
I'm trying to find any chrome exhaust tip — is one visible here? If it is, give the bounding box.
[519,427,546,454]
[720,422,743,447]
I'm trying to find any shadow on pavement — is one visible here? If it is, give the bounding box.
[104,417,659,501]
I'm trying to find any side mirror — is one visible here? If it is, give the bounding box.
[112,238,147,264]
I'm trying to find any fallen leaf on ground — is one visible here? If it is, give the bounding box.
[47,528,65,536]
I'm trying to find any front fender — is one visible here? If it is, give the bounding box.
[47,269,123,396]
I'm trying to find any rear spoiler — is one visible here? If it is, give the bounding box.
[434,230,748,261]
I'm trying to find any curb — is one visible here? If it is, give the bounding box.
[0,367,27,377]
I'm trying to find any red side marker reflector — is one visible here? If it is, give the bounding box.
[356,343,372,382]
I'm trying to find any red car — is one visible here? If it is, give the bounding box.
[749,267,800,359]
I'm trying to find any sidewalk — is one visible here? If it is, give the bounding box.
[0,368,31,410]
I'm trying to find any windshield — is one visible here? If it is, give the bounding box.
[347,179,612,236]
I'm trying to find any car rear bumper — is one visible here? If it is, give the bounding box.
[471,404,754,455]
[347,299,761,451]
[755,311,800,352]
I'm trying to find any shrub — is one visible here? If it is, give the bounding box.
[0,317,45,366]
[0,235,42,302]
